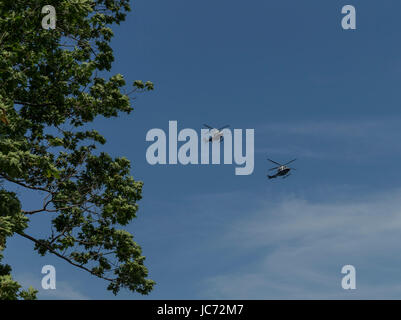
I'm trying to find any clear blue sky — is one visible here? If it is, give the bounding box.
[6,0,401,299]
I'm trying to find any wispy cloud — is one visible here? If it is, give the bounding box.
[256,117,401,160]
[202,189,401,299]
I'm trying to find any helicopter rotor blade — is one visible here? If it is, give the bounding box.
[218,125,230,131]
[269,167,279,171]
[284,158,297,166]
[203,124,214,130]
[267,159,282,166]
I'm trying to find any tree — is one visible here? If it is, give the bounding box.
[0,0,155,299]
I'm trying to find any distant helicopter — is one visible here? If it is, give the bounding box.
[267,158,296,179]
[203,124,230,142]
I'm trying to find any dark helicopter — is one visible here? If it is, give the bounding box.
[267,158,297,179]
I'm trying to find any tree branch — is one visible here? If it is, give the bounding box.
[16,231,114,282]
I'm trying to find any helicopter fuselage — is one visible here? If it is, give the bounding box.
[277,167,290,176]
[208,129,224,142]
[268,166,290,179]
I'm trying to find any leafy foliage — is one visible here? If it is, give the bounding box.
[0,0,155,299]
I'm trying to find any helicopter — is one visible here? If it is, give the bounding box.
[203,124,230,142]
[267,158,296,179]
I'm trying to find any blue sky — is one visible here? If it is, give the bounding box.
[5,0,401,299]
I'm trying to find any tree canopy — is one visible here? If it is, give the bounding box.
[0,0,154,299]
